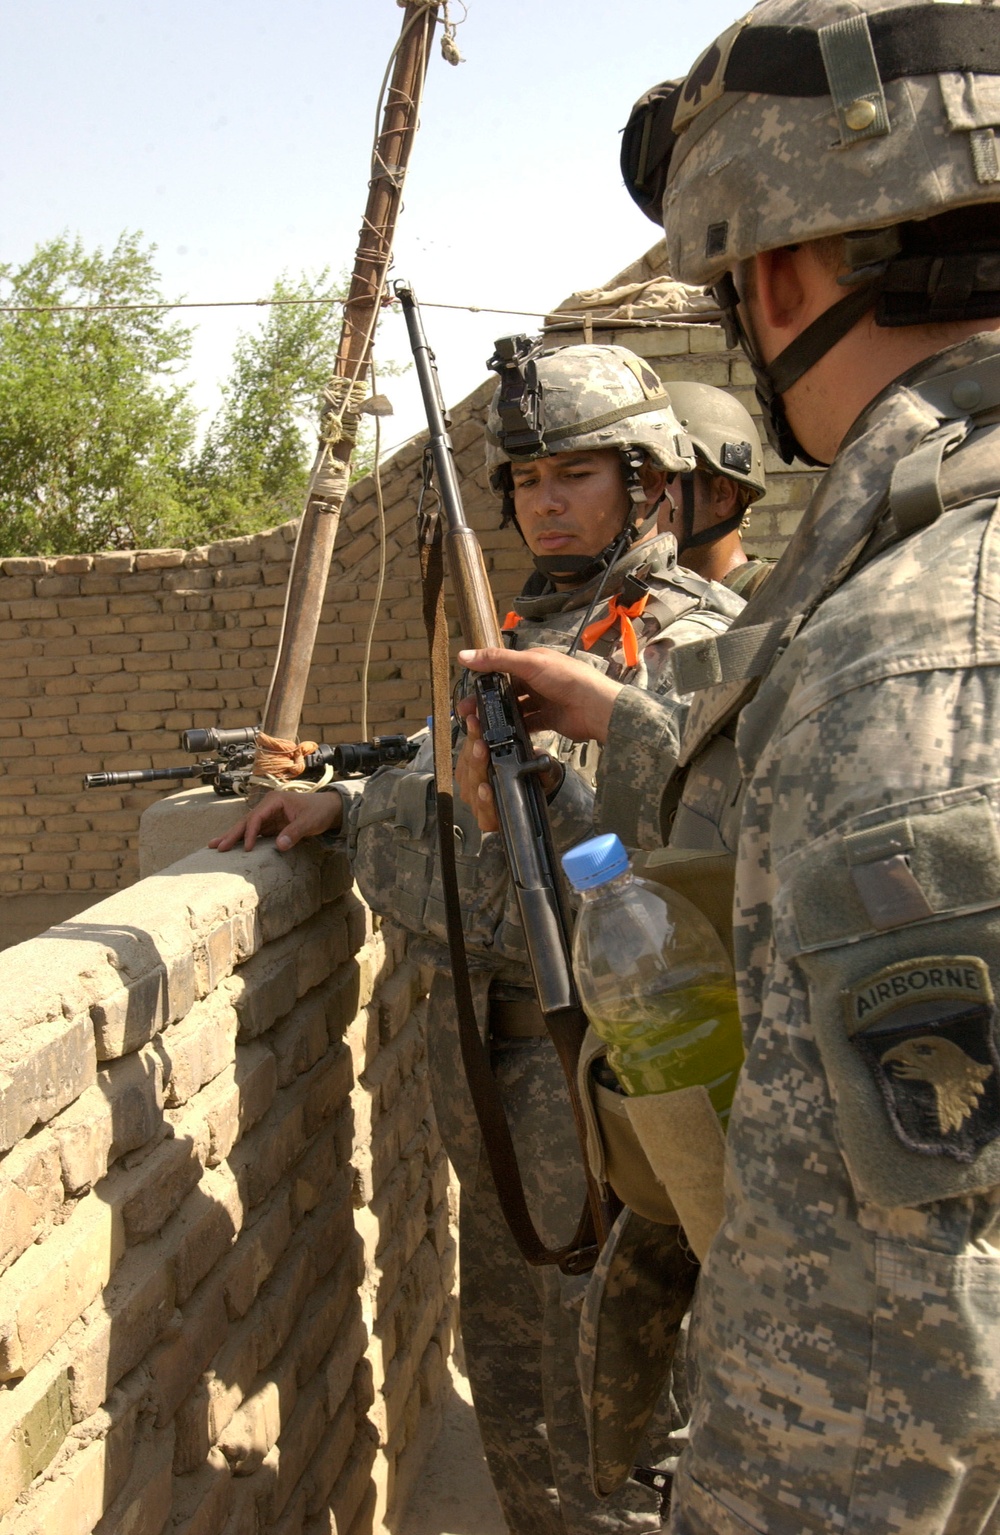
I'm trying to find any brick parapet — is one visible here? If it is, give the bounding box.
[0,847,452,1533]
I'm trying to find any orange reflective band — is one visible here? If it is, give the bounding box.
[581,592,650,669]
[502,611,521,631]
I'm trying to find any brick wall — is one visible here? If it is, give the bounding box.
[0,242,822,944]
[0,839,452,1534]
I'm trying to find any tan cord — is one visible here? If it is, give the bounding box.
[360,357,389,740]
[248,732,335,795]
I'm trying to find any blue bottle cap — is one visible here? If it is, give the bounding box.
[561,833,631,892]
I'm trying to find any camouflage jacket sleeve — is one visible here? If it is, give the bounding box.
[595,605,735,850]
[680,489,1000,1535]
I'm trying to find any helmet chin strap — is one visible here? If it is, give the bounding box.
[712,272,879,468]
[673,472,745,553]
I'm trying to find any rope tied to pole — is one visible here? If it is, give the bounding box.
[319,377,371,446]
[249,732,334,794]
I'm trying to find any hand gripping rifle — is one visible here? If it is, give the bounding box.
[396,281,616,1274]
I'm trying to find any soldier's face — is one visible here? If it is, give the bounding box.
[510,449,632,563]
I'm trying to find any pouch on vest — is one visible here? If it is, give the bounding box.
[633,845,736,961]
[577,847,736,1254]
[579,1205,697,1499]
[577,1027,680,1226]
[773,779,1000,1209]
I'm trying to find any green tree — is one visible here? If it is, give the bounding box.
[170,270,359,545]
[0,233,197,555]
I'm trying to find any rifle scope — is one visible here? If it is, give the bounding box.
[182,726,259,753]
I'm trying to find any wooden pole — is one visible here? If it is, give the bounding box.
[257,1,440,761]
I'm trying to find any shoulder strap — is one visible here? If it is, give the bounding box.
[671,614,803,694]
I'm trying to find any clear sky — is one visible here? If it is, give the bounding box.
[0,0,742,454]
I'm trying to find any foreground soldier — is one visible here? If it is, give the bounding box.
[213,342,742,1534]
[459,1,1000,1528]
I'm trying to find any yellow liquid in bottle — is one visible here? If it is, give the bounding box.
[589,981,744,1121]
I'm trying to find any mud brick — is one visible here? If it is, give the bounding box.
[0,1010,97,1154]
[271,1485,309,1535]
[99,1044,165,1161]
[376,961,420,1044]
[67,1236,176,1421]
[199,1041,277,1168]
[230,935,299,1042]
[325,1309,369,1421]
[258,860,322,943]
[326,968,364,1053]
[0,1189,125,1381]
[172,1381,213,1476]
[305,1390,356,1517]
[228,1088,306,1210]
[149,1272,229,1426]
[289,1119,341,1225]
[0,1355,73,1518]
[170,1448,231,1535]
[2,1431,110,1535]
[92,955,197,1061]
[288,1246,357,1391]
[300,1042,353,1138]
[0,1131,63,1276]
[218,1185,292,1321]
[49,1083,114,1194]
[249,1239,315,1380]
[320,1426,378,1535]
[217,1377,284,1475]
[103,1106,209,1245]
[157,993,239,1107]
[91,1423,174,1535]
[260,1373,328,1523]
[271,993,330,1088]
[170,1162,244,1305]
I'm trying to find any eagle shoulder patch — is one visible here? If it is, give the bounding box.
[843,956,1000,1163]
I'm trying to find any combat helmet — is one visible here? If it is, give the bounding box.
[486,338,694,578]
[621,0,1000,463]
[663,380,766,553]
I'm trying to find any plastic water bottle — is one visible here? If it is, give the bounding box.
[562,833,743,1121]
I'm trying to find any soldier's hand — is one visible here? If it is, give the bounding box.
[455,716,500,833]
[458,646,622,745]
[455,708,565,832]
[209,789,343,853]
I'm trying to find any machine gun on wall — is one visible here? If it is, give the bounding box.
[83,728,420,797]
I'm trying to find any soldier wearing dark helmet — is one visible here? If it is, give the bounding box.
[657,381,770,596]
[456,1,1000,1530]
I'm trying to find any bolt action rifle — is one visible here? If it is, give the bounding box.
[396,280,616,1274]
[83,728,419,797]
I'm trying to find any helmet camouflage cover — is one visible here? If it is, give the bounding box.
[663,380,766,500]
[632,0,1000,287]
[485,342,695,489]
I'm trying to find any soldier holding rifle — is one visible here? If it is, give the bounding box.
[213,339,743,1533]
[459,0,1000,1528]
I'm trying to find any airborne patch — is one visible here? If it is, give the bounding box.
[844,957,1000,1163]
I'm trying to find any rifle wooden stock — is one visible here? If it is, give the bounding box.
[445,528,503,650]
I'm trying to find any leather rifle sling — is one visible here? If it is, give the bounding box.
[419,510,597,1272]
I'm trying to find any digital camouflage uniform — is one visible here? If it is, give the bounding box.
[607,0,1000,1526]
[332,530,742,1535]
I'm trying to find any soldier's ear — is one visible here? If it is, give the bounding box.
[638,460,668,508]
[709,474,740,521]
